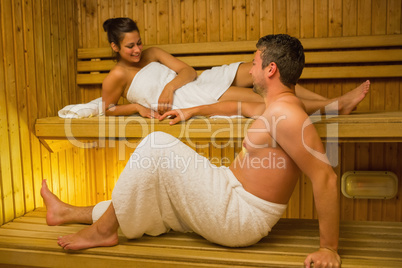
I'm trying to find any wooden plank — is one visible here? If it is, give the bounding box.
[315,0,328,37]
[195,0,207,43]
[300,34,402,49]
[76,73,108,85]
[246,0,260,40]
[328,0,342,37]
[76,34,402,59]
[305,49,402,63]
[233,0,246,41]
[342,0,357,36]
[35,112,402,144]
[77,65,402,85]
[144,0,157,44]
[3,0,25,220]
[14,0,34,216]
[259,0,274,36]
[77,49,402,73]
[357,0,372,36]
[23,0,42,212]
[372,0,387,35]
[38,140,74,153]
[157,0,169,44]
[387,0,402,34]
[207,0,220,42]
[77,60,116,72]
[273,0,286,34]
[1,212,402,267]
[0,0,13,225]
[300,65,402,79]
[220,0,233,41]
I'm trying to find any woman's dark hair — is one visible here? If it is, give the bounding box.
[103,17,139,59]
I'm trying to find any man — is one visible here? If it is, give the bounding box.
[42,34,341,267]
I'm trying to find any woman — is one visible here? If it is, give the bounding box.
[102,17,369,118]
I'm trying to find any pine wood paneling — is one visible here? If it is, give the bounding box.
[1,0,402,226]
[0,0,79,224]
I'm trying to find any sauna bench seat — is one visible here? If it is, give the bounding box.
[35,111,402,152]
[0,208,401,267]
[35,34,402,152]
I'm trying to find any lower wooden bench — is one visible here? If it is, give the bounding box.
[0,208,401,267]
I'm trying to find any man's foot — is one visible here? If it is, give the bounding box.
[338,80,370,115]
[40,179,72,226]
[57,222,118,250]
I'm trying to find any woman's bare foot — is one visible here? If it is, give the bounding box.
[57,222,118,250]
[338,80,370,115]
[40,180,72,226]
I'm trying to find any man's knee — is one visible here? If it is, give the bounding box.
[137,131,180,151]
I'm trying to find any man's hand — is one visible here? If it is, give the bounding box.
[304,248,341,268]
[137,104,161,119]
[158,87,174,114]
[159,108,195,125]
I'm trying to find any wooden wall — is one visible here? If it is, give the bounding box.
[0,0,79,225]
[1,0,401,226]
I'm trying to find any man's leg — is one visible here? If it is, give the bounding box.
[41,180,93,225]
[57,203,119,250]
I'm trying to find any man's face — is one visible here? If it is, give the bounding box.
[249,50,266,96]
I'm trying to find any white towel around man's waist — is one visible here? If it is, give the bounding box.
[58,97,102,118]
[92,132,286,247]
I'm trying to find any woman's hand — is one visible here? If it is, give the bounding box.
[137,104,160,119]
[304,248,341,268]
[159,108,195,125]
[157,86,174,115]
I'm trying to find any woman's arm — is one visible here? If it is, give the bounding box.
[159,101,266,125]
[144,47,197,114]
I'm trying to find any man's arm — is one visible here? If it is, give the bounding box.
[268,102,340,267]
[159,101,265,124]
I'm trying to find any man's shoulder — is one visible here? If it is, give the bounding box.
[264,96,306,119]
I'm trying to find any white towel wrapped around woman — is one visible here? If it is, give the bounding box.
[58,62,242,118]
[92,132,287,247]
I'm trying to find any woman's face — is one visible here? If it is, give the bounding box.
[117,30,143,63]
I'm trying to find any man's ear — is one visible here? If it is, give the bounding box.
[111,42,120,53]
[265,62,277,78]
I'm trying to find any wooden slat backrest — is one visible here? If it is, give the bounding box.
[77,34,402,85]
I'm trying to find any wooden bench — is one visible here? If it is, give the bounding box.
[1,208,401,267]
[35,34,402,152]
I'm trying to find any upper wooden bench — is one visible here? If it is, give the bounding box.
[77,34,402,84]
[35,35,402,152]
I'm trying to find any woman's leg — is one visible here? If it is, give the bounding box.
[219,86,264,102]
[301,80,370,115]
[41,180,93,225]
[222,62,370,115]
[295,84,328,100]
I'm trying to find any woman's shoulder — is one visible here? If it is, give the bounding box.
[103,65,128,89]
[107,64,128,80]
[141,46,168,61]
